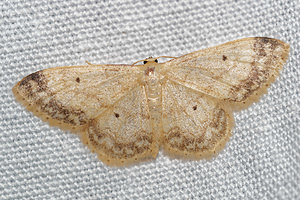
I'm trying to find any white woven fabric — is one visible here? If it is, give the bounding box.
[1,0,299,199]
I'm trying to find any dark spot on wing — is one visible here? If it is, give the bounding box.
[193,105,197,110]
[259,37,270,44]
[20,72,41,86]
[76,77,80,83]
[255,37,280,51]
[254,41,267,57]
[114,113,120,118]
[19,71,47,92]
[222,55,227,61]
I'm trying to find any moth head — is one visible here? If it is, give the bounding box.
[143,57,159,65]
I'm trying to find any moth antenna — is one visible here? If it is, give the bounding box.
[155,56,177,60]
[131,59,147,66]
[85,61,94,65]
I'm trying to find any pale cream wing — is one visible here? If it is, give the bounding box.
[161,80,234,158]
[81,84,158,166]
[161,37,289,108]
[13,64,143,131]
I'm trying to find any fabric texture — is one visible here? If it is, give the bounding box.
[0,0,299,199]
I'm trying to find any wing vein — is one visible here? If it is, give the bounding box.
[166,82,204,129]
[94,79,142,119]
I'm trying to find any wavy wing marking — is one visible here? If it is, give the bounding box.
[81,84,159,166]
[161,80,234,158]
[13,65,142,130]
[161,37,289,107]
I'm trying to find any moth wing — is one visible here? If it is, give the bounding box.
[13,64,143,131]
[161,37,289,108]
[161,80,233,158]
[81,84,158,166]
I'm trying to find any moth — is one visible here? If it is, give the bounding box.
[13,37,290,166]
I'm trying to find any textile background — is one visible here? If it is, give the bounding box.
[1,0,299,199]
